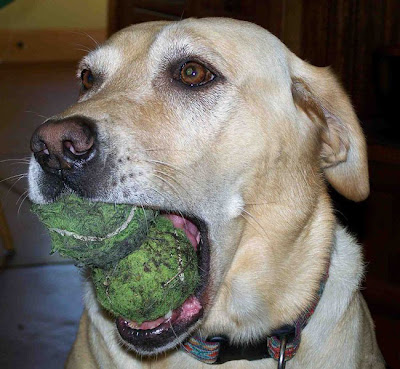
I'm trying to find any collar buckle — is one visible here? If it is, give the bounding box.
[278,334,288,369]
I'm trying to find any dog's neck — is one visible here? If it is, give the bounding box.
[187,188,333,364]
[257,190,334,329]
[200,182,334,341]
[184,259,330,365]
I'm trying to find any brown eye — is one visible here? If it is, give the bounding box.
[180,62,214,87]
[81,69,94,90]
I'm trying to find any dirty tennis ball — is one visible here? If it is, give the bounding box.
[32,195,199,323]
[31,194,157,268]
[92,216,199,323]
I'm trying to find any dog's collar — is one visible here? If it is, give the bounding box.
[182,262,330,366]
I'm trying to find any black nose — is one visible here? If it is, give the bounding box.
[30,116,96,172]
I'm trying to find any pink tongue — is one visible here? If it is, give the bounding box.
[163,214,200,250]
[129,316,166,330]
[126,296,202,331]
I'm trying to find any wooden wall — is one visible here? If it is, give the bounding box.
[109,0,400,120]
[300,0,400,120]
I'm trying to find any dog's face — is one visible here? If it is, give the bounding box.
[28,18,369,355]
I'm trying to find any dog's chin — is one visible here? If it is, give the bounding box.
[116,296,204,355]
[111,211,211,355]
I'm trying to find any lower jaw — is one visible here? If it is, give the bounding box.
[116,295,204,354]
[115,216,210,354]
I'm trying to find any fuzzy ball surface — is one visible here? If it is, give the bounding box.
[31,195,156,268]
[92,216,199,323]
[32,195,199,323]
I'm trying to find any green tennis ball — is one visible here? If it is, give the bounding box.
[92,217,199,323]
[31,195,156,268]
[32,195,199,323]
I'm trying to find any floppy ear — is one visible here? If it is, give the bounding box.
[289,55,369,202]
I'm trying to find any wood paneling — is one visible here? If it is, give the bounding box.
[301,0,400,119]
[0,29,106,63]
[109,0,400,120]
[108,0,185,35]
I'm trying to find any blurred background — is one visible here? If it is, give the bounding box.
[0,1,399,368]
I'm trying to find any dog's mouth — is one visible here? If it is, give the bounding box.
[114,212,210,355]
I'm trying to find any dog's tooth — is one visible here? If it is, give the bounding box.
[196,232,201,244]
[127,320,140,329]
[164,310,173,319]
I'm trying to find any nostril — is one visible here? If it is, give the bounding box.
[31,135,49,155]
[42,145,50,155]
[30,116,97,171]
[64,141,77,155]
[63,136,94,157]
[64,141,81,156]
[36,141,50,155]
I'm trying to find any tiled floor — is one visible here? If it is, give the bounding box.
[0,265,83,368]
[0,62,84,369]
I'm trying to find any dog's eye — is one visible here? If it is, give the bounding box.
[180,62,214,87]
[81,69,94,90]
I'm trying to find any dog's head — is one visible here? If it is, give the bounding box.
[28,18,368,355]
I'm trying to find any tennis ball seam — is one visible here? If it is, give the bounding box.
[49,206,138,242]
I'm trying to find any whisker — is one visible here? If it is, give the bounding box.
[153,175,184,204]
[146,159,184,173]
[17,191,29,215]
[168,319,190,354]
[180,7,185,21]
[145,186,175,209]
[152,175,187,221]
[75,47,93,54]
[140,187,189,232]
[0,173,28,184]
[4,176,27,199]
[72,31,101,48]
[24,110,49,120]
[241,209,268,238]
[0,157,30,164]
[16,189,28,205]
[154,170,190,196]
[333,208,348,222]
[8,162,30,167]
[141,148,191,153]
[71,43,93,53]
[105,263,121,305]
[146,159,201,186]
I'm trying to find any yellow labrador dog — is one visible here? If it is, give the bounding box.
[28,18,385,368]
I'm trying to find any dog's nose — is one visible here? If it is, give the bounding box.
[30,116,96,172]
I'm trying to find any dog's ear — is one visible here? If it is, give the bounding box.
[289,55,369,202]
